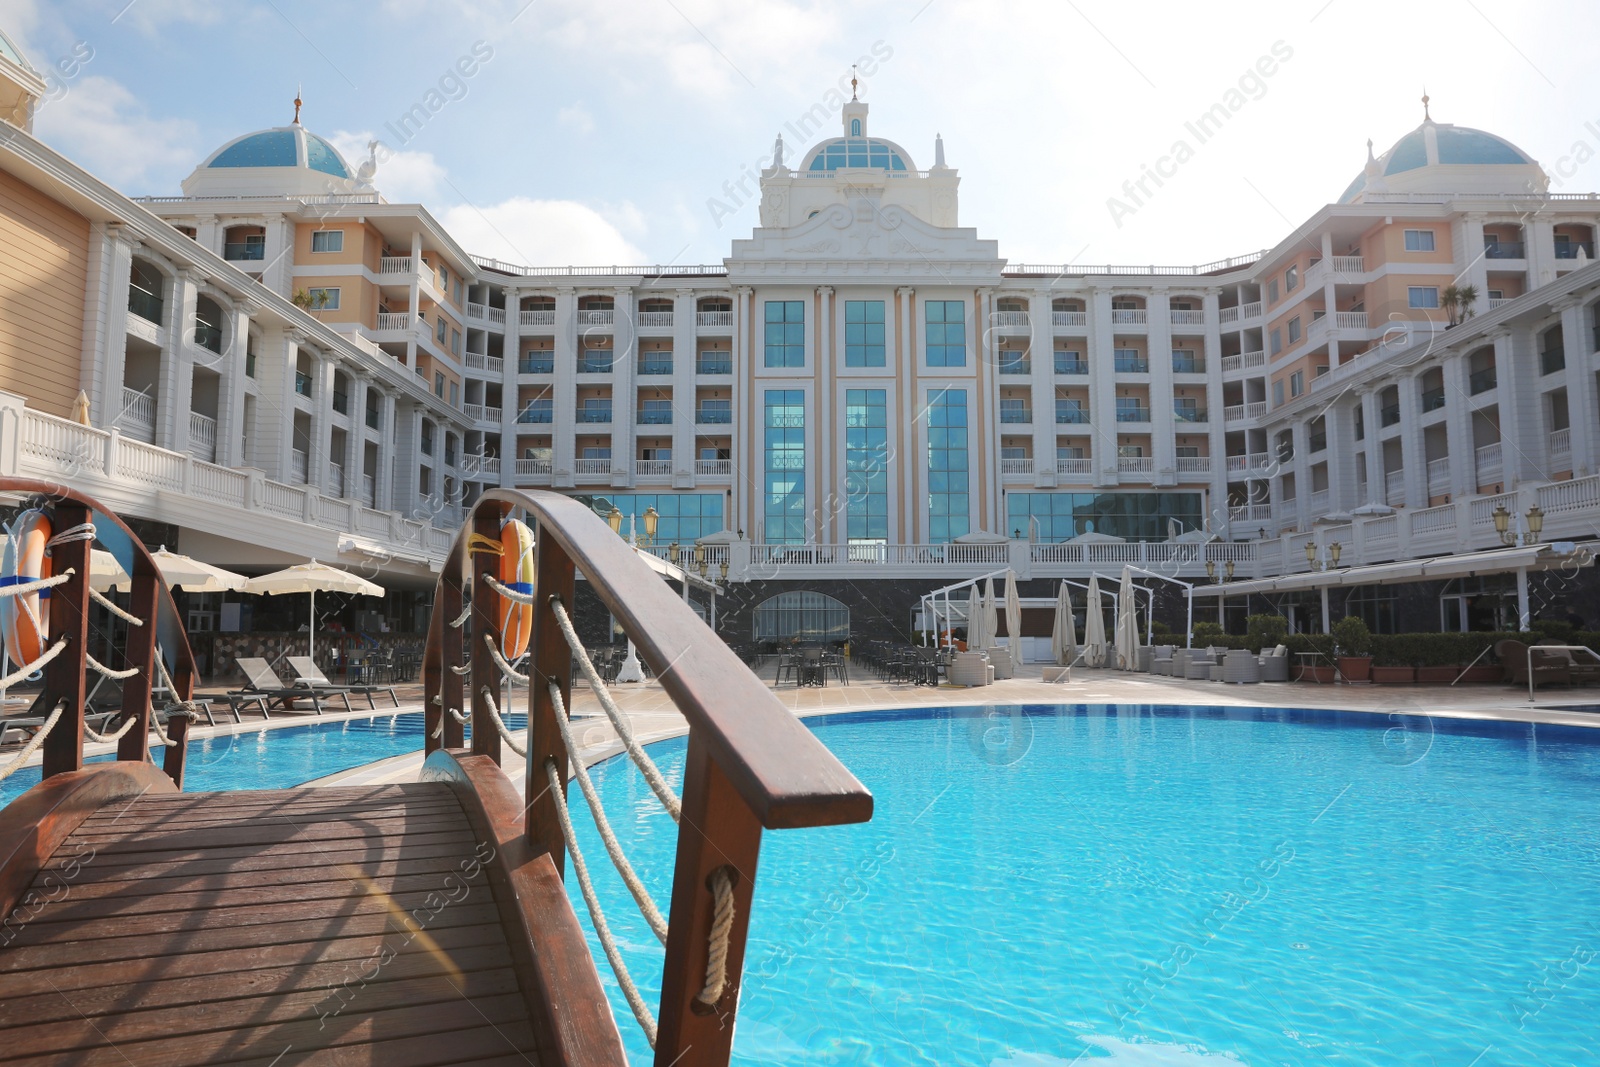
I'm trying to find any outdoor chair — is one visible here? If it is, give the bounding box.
[1258,645,1289,682]
[1533,642,1600,685]
[774,651,799,687]
[233,657,336,714]
[1223,649,1263,684]
[1496,640,1571,688]
[799,647,825,687]
[1183,650,1218,680]
[1150,646,1175,676]
[287,656,400,709]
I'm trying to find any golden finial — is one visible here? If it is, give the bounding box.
[1421,88,1430,121]
[851,65,858,101]
[293,85,302,125]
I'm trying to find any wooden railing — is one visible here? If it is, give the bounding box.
[423,490,873,1065]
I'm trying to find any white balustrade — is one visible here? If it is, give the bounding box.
[1051,311,1087,327]
[379,256,413,274]
[696,311,733,327]
[695,458,731,476]
[520,310,556,327]
[188,412,217,462]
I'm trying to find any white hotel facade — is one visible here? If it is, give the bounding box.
[3,30,1599,637]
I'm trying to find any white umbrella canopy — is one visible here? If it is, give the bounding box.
[1050,581,1077,666]
[981,577,999,652]
[1083,575,1108,667]
[1115,566,1138,670]
[1003,569,1023,663]
[242,560,385,661]
[150,546,247,592]
[0,535,128,592]
[965,583,984,649]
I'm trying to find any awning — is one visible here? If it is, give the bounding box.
[1189,543,1593,599]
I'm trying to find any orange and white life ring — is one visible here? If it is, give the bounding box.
[498,518,535,660]
[1,509,53,668]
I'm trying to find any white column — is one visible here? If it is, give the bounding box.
[815,285,834,540]
[346,372,369,498]
[1497,325,1542,484]
[552,287,578,487]
[1462,213,1489,299]
[672,287,696,487]
[1147,287,1176,484]
[611,285,636,488]
[391,399,420,515]
[1202,289,1228,525]
[1360,389,1383,504]
[215,302,251,467]
[1395,373,1427,508]
[894,286,914,544]
[159,269,201,454]
[376,390,397,510]
[1558,297,1596,475]
[264,215,294,298]
[1442,353,1476,499]
[735,285,755,537]
[312,353,338,493]
[1029,289,1055,487]
[1326,396,1358,510]
[94,226,135,425]
[1089,287,1117,487]
[407,232,425,373]
[195,214,220,257]
[499,287,521,488]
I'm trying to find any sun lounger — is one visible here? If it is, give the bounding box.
[234,657,338,714]
[287,656,400,709]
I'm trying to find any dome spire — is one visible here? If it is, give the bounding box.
[1421,88,1431,122]
[293,85,302,125]
[851,65,859,101]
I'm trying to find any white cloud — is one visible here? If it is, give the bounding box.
[439,197,648,266]
[327,129,448,204]
[32,74,198,189]
[557,103,594,135]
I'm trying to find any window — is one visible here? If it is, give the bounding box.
[638,399,672,424]
[1272,380,1285,406]
[451,328,461,355]
[844,300,886,367]
[581,446,611,460]
[307,287,340,310]
[753,591,849,643]
[925,301,966,367]
[851,118,862,137]
[1176,445,1200,459]
[1267,279,1280,304]
[641,447,671,461]
[1288,317,1301,344]
[764,300,806,368]
[449,381,459,407]
[764,390,806,543]
[1408,286,1440,309]
[1404,229,1436,252]
[1113,348,1147,373]
[439,264,450,290]
[310,230,343,253]
[1290,370,1305,397]
[434,372,445,398]
[1270,329,1282,356]
[436,317,447,344]
[1285,265,1298,293]
[926,388,969,543]
[1117,444,1144,458]
[1008,492,1202,541]
[1114,397,1147,422]
[1171,350,1200,373]
[845,389,888,542]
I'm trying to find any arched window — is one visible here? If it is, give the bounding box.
[851,119,861,136]
[753,591,849,644]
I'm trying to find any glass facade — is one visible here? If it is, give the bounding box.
[752,591,850,643]
[925,301,966,367]
[845,389,888,542]
[576,494,725,543]
[764,390,806,544]
[926,388,969,544]
[765,300,805,368]
[844,300,886,367]
[1007,492,1204,542]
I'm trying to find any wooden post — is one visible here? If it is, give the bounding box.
[470,504,503,762]
[524,527,575,870]
[161,655,194,788]
[440,561,466,751]
[41,503,90,780]
[423,590,444,755]
[116,568,160,764]
[653,732,765,1066]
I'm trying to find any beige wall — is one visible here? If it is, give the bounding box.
[0,169,88,418]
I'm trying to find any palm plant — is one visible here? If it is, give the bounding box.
[1440,285,1462,327]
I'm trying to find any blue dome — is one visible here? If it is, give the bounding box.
[204,127,351,178]
[805,137,911,173]
[1340,122,1538,203]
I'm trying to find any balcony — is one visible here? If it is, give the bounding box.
[1053,357,1088,375]
[1055,406,1089,424]
[516,457,553,477]
[1110,309,1147,325]
[696,407,732,424]
[1420,387,1446,413]
[520,310,556,328]
[636,459,673,476]
[328,462,344,498]
[1380,403,1401,427]
[463,404,502,423]
[1554,241,1594,259]
[1051,311,1087,327]
[1384,469,1404,507]
[1113,356,1149,373]
[999,405,1033,424]
[294,372,312,397]
[638,311,674,328]
[695,458,732,476]
[577,404,613,423]
[1225,452,1270,475]
[697,311,733,327]
[1171,355,1205,374]
[291,449,309,484]
[128,286,163,325]
[365,406,381,430]
[1229,504,1272,523]
[1308,488,1330,513]
[1483,241,1525,259]
[1334,311,1369,330]
[575,458,613,479]
[1115,406,1150,423]
[1427,457,1450,496]
[332,389,349,415]
[1169,310,1205,326]
[998,357,1032,375]
[517,405,553,424]
[1172,406,1207,424]
[465,352,505,374]
[638,356,674,375]
[375,312,412,331]
[1552,427,1573,465]
[990,311,1030,329]
[1056,458,1092,477]
[223,242,264,261]
[1220,350,1265,373]
[1469,367,1497,394]
[1176,456,1211,475]
[462,454,500,478]
[637,408,672,425]
[1218,301,1263,325]
[577,310,615,327]
[362,474,376,506]
[1117,456,1153,474]
[187,411,216,462]
[1309,432,1326,452]
[577,356,615,374]
[1475,442,1502,482]
[378,256,413,274]
[696,355,732,375]
[1541,346,1565,376]
[1000,458,1035,476]
[519,357,554,374]
[194,321,223,354]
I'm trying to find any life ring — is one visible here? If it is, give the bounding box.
[498,518,535,660]
[1,509,53,668]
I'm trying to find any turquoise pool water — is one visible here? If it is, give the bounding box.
[565,705,1600,1066]
[0,711,525,805]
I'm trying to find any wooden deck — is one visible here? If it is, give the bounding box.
[0,783,545,1066]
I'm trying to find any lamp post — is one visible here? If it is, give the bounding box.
[642,505,659,546]
[1493,503,1546,547]
[613,507,647,682]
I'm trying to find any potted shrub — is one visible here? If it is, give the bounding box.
[1371,634,1415,684]
[1286,634,1337,683]
[1332,615,1373,682]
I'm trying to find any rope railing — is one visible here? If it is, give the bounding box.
[83,714,138,745]
[89,587,145,626]
[86,654,140,681]
[151,652,202,748]
[0,571,73,600]
[482,633,529,685]
[0,638,68,690]
[476,687,526,758]
[0,703,62,782]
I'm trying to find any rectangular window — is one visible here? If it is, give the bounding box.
[1008,492,1202,541]
[310,230,343,253]
[434,372,445,398]
[844,300,886,367]
[1285,265,1298,292]
[449,381,459,407]
[307,287,340,310]
[1288,317,1301,343]
[1270,329,1282,356]
[1408,286,1440,309]
[1113,348,1147,373]
[1290,370,1305,397]
[845,389,888,542]
[436,317,447,344]
[1117,444,1144,458]
[1267,279,1280,304]
[572,495,727,543]
[1114,397,1147,422]
[764,300,806,368]
[925,301,967,367]
[1272,380,1285,406]
[926,388,969,543]
[638,399,672,424]
[439,264,450,290]
[764,390,806,544]
[451,328,461,355]
[1404,229,1436,252]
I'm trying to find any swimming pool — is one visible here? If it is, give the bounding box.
[0,711,524,806]
[565,704,1600,1066]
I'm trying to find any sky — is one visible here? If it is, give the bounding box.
[5,0,1600,271]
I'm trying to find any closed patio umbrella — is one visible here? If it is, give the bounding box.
[1083,575,1107,667]
[1050,581,1076,666]
[965,583,984,650]
[1115,566,1138,670]
[1003,569,1023,664]
[981,577,999,651]
[242,560,384,662]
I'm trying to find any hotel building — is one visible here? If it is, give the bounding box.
[3,28,1598,642]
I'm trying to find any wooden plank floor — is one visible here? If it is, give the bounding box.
[0,784,541,1066]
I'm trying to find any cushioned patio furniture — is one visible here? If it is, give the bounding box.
[1223,648,1263,684]
[1532,643,1600,685]
[1150,646,1175,676]
[1183,651,1218,680]
[1496,639,1570,688]
[988,646,1014,680]
[1258,645,1289,682]
[948,651,990,686]
[233,657,337,714]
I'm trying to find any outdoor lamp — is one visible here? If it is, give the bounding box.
[694,543,706,577]
[1225,559,1236,580]
[643,506,659,544]
[1492,503,1511,536]
[1305,542,1317,565]
[668,541,680,565]
[720,559,729,581]
[699,557,710,578]
[608,506,623,534]
[1206,560,1217,580]
[1526,505,1545,538]
[1329,541,1342,566]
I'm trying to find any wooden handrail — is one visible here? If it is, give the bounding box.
[0,477,200,788]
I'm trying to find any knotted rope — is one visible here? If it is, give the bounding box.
[44,522,96,549]
[150,652,202,747]
[696,867,737,1009]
